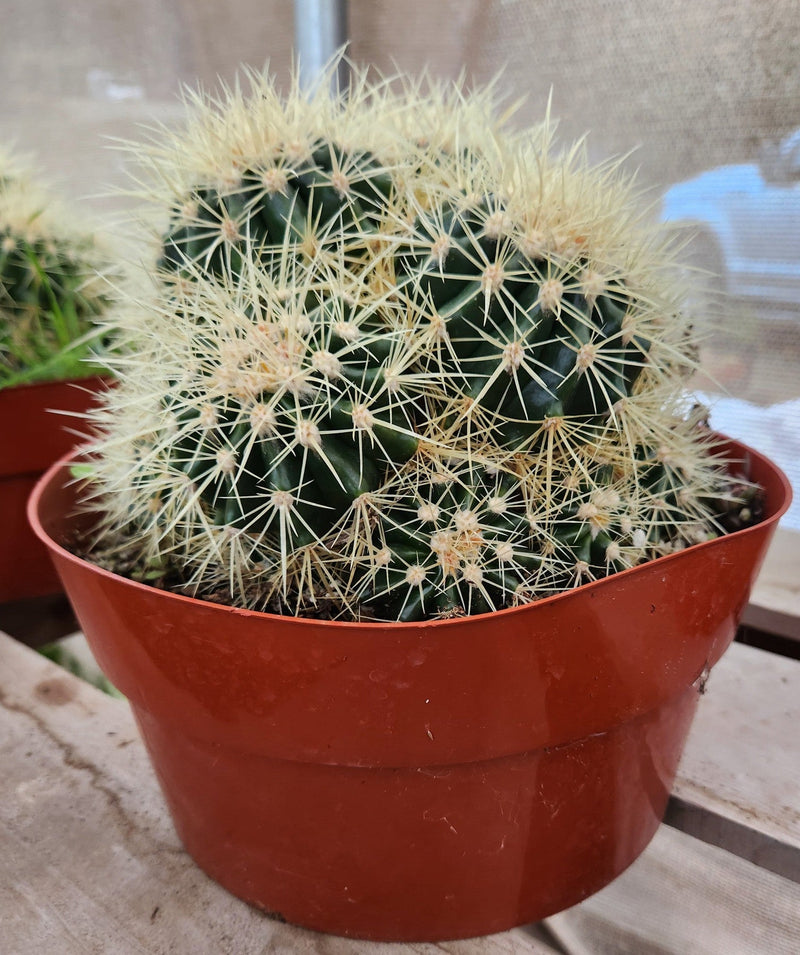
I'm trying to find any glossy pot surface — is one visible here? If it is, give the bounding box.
[0,376,107,601]
[28,437,791,940]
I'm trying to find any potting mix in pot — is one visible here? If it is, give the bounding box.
[31,63,789,942]
[74,67,761,621]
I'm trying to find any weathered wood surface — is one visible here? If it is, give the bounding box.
[666,640,800,881]
[743,526,800,641]
[1,630,799,954]
[547,826,800,955]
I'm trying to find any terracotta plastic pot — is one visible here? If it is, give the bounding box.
[0,376,108,602]
[28,437,790,942]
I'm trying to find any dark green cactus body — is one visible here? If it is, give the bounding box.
[364,459,540,621]
[395,204,651,446]
[159,145,391,281]
[146,139,679,618]
[159,149,651,445]
[161,280,421,551]
[83,74,740,623]
[155,147,407,551]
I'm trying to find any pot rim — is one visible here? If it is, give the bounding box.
[0,371,110,395]
[28,432,792,632]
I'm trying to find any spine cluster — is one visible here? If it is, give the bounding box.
[82,65,745,621]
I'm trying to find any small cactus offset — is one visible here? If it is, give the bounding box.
[81,65,752,621]
[0,149,110,388]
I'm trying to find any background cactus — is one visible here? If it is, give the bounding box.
[0,148,110,388]
[80,66,753,621]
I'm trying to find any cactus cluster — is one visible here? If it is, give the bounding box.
[0,149,110,388]
[80,66,749,621]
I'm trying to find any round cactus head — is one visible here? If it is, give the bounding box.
[81,65,747,621]
[0,148,110,387]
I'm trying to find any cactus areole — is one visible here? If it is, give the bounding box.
[29,65,791,941]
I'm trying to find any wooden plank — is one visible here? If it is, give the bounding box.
[547,826,800,955]
[668,641,800,881]
[743,526,800,641]
[0,631,560,955]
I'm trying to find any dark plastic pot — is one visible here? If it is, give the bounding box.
[0,376,107,602]
[28,437,791,942]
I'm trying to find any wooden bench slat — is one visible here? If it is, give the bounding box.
[668,640,800,881]
[547,826,800,955]
[743,526,800,641]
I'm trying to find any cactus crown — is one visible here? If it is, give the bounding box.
[0,148,111,388]
[80,64,745,621]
